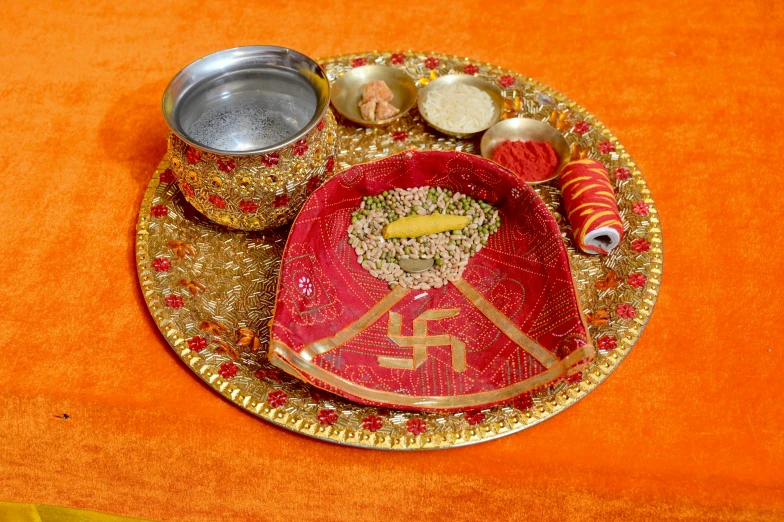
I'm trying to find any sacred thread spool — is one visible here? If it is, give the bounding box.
[560,159,624,255]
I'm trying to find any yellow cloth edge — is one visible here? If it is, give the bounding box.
[0,501,152,522]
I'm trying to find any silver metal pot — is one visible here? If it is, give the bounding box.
[162,46,338,230]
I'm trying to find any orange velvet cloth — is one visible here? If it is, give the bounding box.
[0,1,782,521]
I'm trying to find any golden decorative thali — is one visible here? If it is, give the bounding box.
[136,51,662,449]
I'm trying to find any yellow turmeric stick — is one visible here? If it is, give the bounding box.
[382,213,470,239]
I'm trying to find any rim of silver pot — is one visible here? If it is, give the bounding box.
[162,45,330,156]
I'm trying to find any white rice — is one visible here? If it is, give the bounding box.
[421,83,496,133]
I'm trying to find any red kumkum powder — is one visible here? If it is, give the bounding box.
[492,140,559,182]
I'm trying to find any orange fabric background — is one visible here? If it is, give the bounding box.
[0,0,782,521]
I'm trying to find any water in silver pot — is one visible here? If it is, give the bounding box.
[175,66,318,152]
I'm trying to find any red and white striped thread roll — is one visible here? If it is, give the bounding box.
[560,159,624,255]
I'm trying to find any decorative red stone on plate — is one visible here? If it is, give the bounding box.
[150,205,168,217]
[463,64,479,75]
[217,159,236,173]
[627,273,647,288]
[165,294,184,309]
[362,415,384,432]
[616,303,636,319]
[573,121,590,135]
[261,152,279,168]
[159,169,175,183]
[465,411,485,425]
[511,393,533,410]
[267,390,288,407]
[406,418,427,435]
[187,336,208,352]
[632,238,650,253]
[152,257,171,272]
[318,408,338,425]
[181,182,195,197]
[208,195,226,209]
[597,336,617,351]
[239,201,258,213]
[614,167,631,180]
[218,362,238,378]
[632,201,650,215]
[424,56,439,69]
[186,147,200,164]
[499,75,515,88]
[272,194,290,208]
[293,139,308,156]
[598,141,615,154]
[306,176,321,194]
[392,131,407,142]
[390,53,405,65]
[352,57,367,68]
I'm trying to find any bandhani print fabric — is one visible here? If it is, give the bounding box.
[269,151,594,411]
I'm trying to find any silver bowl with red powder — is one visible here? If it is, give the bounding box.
[480,117,570,185]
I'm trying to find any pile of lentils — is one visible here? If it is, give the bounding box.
[346,186,501,290]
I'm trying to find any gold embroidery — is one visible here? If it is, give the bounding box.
[269,279,591,409]
[297,285,410,360]
[269,340,594,409]
[378,309,466,372]
[452,279,558,369]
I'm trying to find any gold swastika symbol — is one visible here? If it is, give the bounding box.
[377,309,466,372]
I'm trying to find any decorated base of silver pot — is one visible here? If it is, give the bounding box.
[167,110,338,231]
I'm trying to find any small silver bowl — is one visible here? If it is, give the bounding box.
[330,65,417,127]
[417,74,504,138]
[480,118,570,185]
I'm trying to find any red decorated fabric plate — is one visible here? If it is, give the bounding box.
[269,150,594,411]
